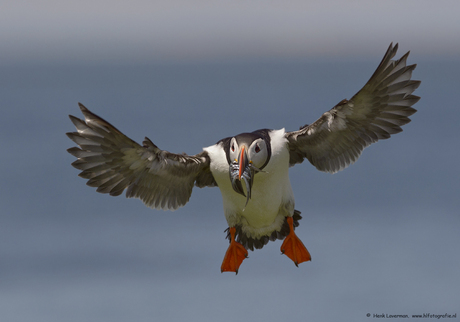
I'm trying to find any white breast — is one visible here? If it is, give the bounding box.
[204,129,295,239]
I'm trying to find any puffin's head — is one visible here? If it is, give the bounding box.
[227,131,271,206]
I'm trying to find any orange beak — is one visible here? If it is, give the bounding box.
[238,146,246,180]
[230,145,253,206]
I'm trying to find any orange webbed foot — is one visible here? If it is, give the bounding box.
[280,217,311,266]
[221,227,248,274]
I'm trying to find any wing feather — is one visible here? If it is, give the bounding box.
[286,43,420,173]
[67,103,216,210]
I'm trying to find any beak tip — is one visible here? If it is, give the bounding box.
[230,145,254,203]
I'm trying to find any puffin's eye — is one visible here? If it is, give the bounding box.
[231,144,235,152]
[255,144,260,153]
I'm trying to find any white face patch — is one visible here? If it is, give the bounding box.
[248,139,268,169]
[229,137,268,169]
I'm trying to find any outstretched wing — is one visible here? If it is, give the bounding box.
[286,43,420,173]
[67,103,216,210]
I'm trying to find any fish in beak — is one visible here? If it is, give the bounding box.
[230,146,254,207]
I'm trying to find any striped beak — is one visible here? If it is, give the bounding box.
[229,146,253,207]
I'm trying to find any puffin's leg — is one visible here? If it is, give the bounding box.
[280,217,311,266]
[221,227,248,274]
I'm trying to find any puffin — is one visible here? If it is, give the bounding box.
[67,43,420,274]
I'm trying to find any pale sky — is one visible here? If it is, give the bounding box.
[2,0,459,63]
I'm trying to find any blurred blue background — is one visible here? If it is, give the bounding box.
[1,1,459,321]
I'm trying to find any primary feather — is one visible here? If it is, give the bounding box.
[286,43,420,173]
[67,103,216,210]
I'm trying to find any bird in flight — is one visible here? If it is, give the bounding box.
[67,43,420,274]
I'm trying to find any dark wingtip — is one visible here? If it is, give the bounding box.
[78,102,87,111]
